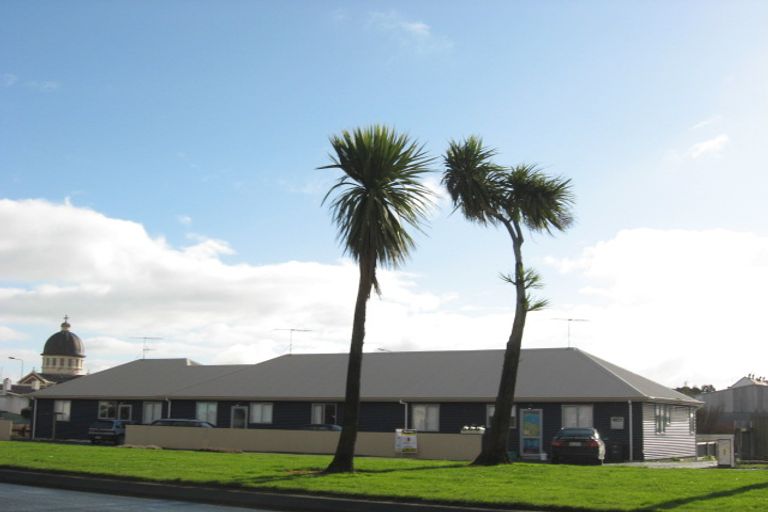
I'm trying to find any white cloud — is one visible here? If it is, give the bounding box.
[690,115,722,130]
[550,228,768,389]
[25,80,60,92]
[2,73,18,87]
[369,11,453,54]
[2,199,763,391]
[0,325,25,342]
[687,134,730,159]
[177,214,192,225]
[0,199,463,372]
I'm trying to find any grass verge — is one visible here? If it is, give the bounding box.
[1,441,767,511]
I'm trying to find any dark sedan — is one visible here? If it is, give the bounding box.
[550,427,605,465]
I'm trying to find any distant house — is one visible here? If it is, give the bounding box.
[699,375,768,426]
[31,347,701,461]
[699,375,768,459]
[0,378,32,415]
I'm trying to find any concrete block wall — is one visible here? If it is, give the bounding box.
[0,420,12,441]
[126,426,482,461]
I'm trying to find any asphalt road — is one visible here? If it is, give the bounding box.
[0,482,277,511]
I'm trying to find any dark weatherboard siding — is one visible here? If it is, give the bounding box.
[505,402,643,461]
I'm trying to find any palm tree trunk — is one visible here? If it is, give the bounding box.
[473,221,527,465]
[325,257,374,473]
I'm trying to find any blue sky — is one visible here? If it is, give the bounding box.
[1,1,767,389]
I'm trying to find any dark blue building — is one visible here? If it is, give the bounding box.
[32,348,701,461]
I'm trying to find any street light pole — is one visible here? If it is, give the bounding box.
[8,356,24,381]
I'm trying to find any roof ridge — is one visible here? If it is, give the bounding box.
[574,348,645,397]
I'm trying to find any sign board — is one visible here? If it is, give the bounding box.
[520,409,543,457]
[395,428,418,454]
[610,416,625,430]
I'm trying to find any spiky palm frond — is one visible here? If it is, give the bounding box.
[321,125,434,269]
[499,269,549,312]
[441,136,504,225]
[499,164,575,234]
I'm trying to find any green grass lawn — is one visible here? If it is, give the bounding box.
[1,442,766,511]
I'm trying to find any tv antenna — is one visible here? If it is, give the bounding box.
[131,336,163,359]
[274,328,313,355]
[553,318,588,348]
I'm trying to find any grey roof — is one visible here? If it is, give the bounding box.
[32,348,700,405]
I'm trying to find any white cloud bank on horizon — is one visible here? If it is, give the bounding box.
[1,199,766,390]
[547,228,768,389]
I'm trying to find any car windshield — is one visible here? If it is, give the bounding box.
[557,428,596,438]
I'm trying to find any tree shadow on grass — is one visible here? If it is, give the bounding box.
[355,462,467,475]
[635,481,768,511]
[232,462,467,485]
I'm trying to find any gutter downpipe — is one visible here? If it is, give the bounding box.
[165,397,172,418]
[628,400,633,462]
[31,398,37,440]
[399,400,408,429]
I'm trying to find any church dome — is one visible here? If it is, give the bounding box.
[41,318,85,358]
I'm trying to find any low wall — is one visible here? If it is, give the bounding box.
[126,426,482,461]
[0,420,12,441]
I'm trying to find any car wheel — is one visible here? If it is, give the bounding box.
[115,435,125,445]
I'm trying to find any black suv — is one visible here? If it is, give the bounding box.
[88,419,133,445]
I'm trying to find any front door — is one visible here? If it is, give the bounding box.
[118,404,132,421]
[231,406,248,428]
[520,409,543,458]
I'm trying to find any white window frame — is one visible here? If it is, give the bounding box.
[142,401,163,424]
[196,401,217,426]
[98,401,117,419]
[655,404,671,434]
[486,404,517,429]
[311,403,337,425]
[411,404,440,432]
[562,404,594,428]
[54,400,71,422]
[250,402,273,424]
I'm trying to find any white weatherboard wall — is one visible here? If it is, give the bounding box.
[642,404,697,460]
[126,426,482,461]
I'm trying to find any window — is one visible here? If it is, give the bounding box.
[486,404,517,429]
[689,408,696,435]
[143,401,163,424]
[250,403,273,424]
[311,403,337,425]
[98,401,117,419]
[54,400,71,422]
[411,404,439,431]
[562,405,593,428]
[196,402,217,426]
[655,404,671,434]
